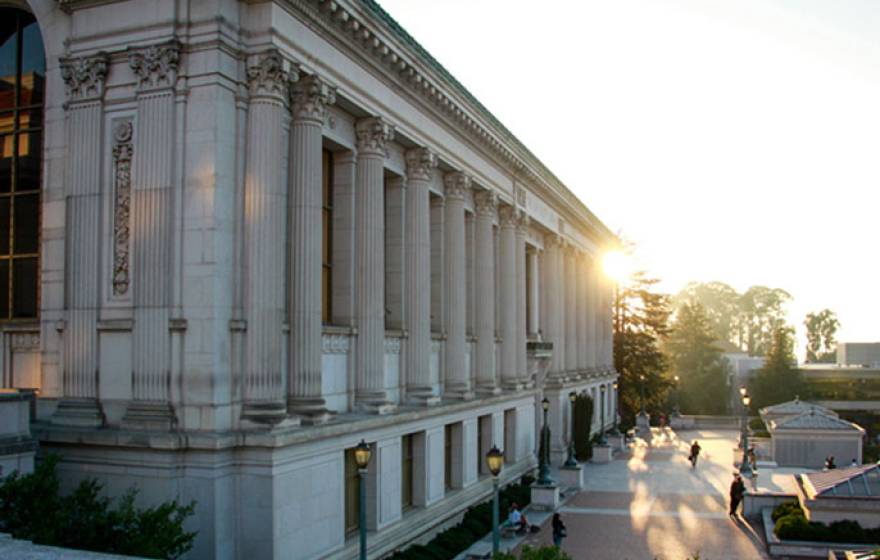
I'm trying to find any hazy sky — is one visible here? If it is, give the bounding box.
[377,0,880,357]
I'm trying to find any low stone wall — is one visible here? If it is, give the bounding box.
[743,492,796,517]
[761,508,876,559]
[670,415,741,430]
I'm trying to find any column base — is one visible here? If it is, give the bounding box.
[287,398,334,425]
[356,392,397,415]
[502,379,525,392]
[121,402,177,431]
[443,384,475,401]
[50,398,105,428]
[406,388,442,406]
[475,384,502,397]
[241,401,300,430]
[543,372,568,388]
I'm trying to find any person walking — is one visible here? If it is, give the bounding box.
[689,440,702,468]
[552,513,567,548]
[729,473,746,517]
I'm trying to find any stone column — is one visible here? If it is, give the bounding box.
[542,234,565,381]
[240,51,296,427]
[515,216,529,385]
[355,117,396,413]
[577,255,590,372]
[123,41,181,430]
[603,277,615,369]
[287,74,336,424]
[498,205,521,390]
[443,172,473,400]
[587,260,598,369]
[474,190,499,395]
[527,248,540,338]
[404,147,439,405]
[51,53,110,427]
[565,247,578,377]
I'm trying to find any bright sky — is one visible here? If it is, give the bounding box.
[377,0,880,357]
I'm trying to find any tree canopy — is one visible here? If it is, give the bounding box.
[748,326,804,411]
[804,309,840,363]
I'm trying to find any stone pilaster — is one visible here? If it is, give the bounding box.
[404,147,440,405]
[474,190,499,395]
[51,52,110,427]
[240,51,298,428]
[577,255,590,372]
[355,116,396,413]
[443,172,473,400]
[123,41,181,430]
[498,205,521,391]
[287,74,336,424]
[515,216,529,386]
[527,248,540,337]
[565,247,578,377]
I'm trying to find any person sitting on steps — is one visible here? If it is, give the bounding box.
[508,502,530,534]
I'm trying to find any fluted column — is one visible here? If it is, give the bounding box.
[586,259,598,369]
[565,247,578,377]
[51,53,110,427]
[240,51,296,427]
[286,74,336,423]
[527,249,540,337]
[404,147,439,405]
[515,216,529,385]
[603,276,615,369]
[355,117,396,413]
[443,172,473,399]
[498,205,522,390]
[474,190,499,395]
[542,234,565,381]
[123,41,181,430]
[577,255,591,372]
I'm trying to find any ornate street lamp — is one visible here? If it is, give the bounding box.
[538,397,553,485]
[738,386,747,449]
[486,446,504,555]
[610,380,620,435]
[564,391,578,467]
[599,384,608,445]
[639,374,646,415]
[673,375,681,416]
[354,439,372,560]
[739,394,752,477]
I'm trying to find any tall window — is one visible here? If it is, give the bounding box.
[0,9,43,320]
[444,423,453,491]
[401,434,413,511]
[321,149,333,324]
[344,447,360,536]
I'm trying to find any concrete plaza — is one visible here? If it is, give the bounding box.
[518,429,776,560]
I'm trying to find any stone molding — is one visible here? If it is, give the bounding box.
[247,50,297,101]
[128,40,182,91]
[322,333,350,354]
[111,120,133,296]
[384,337,402,355]
[442,172,471,200]
[404,147,437,182]
[473,189,497,217]
[290,74,336,124]
[60,52,109,101]
[10,332,39,351]
[355,116,394,156]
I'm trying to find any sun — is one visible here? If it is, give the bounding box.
[603,250,633,284]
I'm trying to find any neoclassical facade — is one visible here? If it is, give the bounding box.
[0,0,618,558]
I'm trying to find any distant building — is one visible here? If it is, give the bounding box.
[718,339,764,406]
[838,343,880,367]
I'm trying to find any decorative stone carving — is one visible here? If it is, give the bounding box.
[474,190,497,217]
[322,334,351,354]
[355,116,394,156]
[517,213,531,234]
[443,172,471,200]
[498,204,520,228]
[290,74,336,123]
[516,184,528,208]
[247,50,296,100]
[60,52,109,101]
[111,120,133,296]
[404,147,437,182]
[384,337,402,355]
[10,332,40,351]
[128,41,182,90]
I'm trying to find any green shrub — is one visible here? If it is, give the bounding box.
[771,500,803,522]
[773,500,880,544]
[0,455,196,559]
[494,544,573,559]
[749,417,766,431]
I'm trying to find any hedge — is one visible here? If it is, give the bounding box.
[387,475,534,560]
[772,501,880,545]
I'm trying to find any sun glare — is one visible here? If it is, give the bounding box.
[603,250,633,284]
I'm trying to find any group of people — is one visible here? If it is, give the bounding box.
[506,503,568,548]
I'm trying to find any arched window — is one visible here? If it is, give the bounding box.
[0,8,43,319]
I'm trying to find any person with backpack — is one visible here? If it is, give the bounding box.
[552,513,567,548]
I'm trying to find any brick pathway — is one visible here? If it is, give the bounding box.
[515,429,772,560]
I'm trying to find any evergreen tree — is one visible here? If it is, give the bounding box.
[749,326,804,410]
[665,302,731,415]
[804,309,840,363]
[613,269,671,425]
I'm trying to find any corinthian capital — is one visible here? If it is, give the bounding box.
[473,190,497,217]
[355,117,394,156]
[443,172,471,201]
[516,213,531,234]
[405,147,437,182]
[128,40,182,91]
[547,233,566,250]
[290,74,336,124]
[247,50,297,101]
[498,204,519,228]
[60,52,109,101]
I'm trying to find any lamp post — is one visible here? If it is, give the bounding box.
[673,375,681,416]
[639,374,646,415]
[599,384,607,445]
[738,386,747,449]
[538,397,553,485]
[486,446,504,556]
[610,381,620,435]
[739,394,752,477]
[354,440,372,560]
[564,391,578,467]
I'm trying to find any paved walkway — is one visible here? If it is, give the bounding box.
[515,429,774,560]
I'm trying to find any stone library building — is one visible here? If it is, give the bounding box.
[0,0,619,558]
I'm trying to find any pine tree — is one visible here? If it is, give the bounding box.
[749,326,803,410]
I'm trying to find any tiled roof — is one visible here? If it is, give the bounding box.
[760,397,837,418]
[772,410,863,432]
[802,464,880,498]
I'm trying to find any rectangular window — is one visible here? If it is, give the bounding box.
[478,414,489,477]
[321,149,333,324]
[444,424,453,491]
[504,409,516,464]
[344,447,360,536]
[401,434,414,510]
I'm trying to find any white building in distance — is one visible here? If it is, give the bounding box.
[0,0,619,558]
